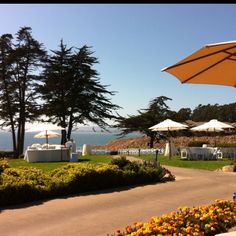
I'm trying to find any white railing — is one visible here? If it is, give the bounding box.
[118,148,164,156]
[76,147,165,156]
[90,149,111,155]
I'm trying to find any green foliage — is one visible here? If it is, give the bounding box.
[116,96,174,148]
[188,141,209,147]
[0,27,46,156]
[110,156,131,168]
[0,159,9,173]
[49,163,123,195]
[0,159,174,206]
[0,151,15,158]
[192,103,236,122]
[39,40,121,143]
[0,167,51,205]
[217,143,236,147]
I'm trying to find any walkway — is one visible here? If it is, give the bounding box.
[0,158,235,236]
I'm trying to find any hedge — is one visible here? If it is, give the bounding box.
[0,158,175,206]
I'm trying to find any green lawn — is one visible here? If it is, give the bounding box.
[6,154,233,172]
[137,155,233,171]
[7,155,113,172]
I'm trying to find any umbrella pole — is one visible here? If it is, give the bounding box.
[214,128,216,147]
[168,128,172,160]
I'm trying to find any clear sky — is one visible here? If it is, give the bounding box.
[0,4,235,121]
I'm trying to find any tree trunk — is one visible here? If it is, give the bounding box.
[61,129,67,145]
[61,117,67,145]
[67,113,73,141]
[149,134,155,148]
[1,63,17,156]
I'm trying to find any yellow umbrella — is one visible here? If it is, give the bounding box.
[162,40,236,87]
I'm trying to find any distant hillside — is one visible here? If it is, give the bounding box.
[95,134,236,151]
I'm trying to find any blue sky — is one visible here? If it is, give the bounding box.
[0,4,235,121]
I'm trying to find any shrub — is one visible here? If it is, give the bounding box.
[0,161,175,206]
[0,159,10,173]
[188,141,209,147]
[217,143,236,147]
[49,163,123,195]
[0,167,51,205]
[111,156,131,169]
[0,151,15,158]
[110,151,118,155]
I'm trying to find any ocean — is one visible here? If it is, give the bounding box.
[0,131,142,151]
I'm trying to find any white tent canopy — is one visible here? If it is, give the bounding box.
[149,119,188,131]
[190,119,234,132]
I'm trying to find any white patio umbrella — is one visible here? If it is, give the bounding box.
[26,123,65,144]
[149,119,188,158]
[34,130,61,144]
[149,119,189,131]
[190,119,234,146]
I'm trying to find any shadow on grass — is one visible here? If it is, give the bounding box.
[77,159,90,162]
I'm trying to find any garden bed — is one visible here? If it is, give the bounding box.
[0,158,175,207]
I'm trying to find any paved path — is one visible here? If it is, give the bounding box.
[0,159,235,236]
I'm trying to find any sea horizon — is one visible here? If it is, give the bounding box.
[0,130,142,152]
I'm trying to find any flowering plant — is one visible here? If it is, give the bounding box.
[115,199,236,236]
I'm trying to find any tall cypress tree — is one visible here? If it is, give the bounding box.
[0,34,18,154]
[0,27,46,156]
[39,40,121,144]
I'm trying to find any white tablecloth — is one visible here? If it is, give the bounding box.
[24,148,70,162]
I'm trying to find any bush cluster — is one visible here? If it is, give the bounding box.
[188,141,209,147]
[0,158,175,206]
[0,159,10,173]
[217,143,236,147]
[0,151,15,158]
[0,167,52,205]
[115,199,236,236]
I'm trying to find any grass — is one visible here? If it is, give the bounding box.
[7,155,113,172]
[6,154,234,172]
[137,154,234,171]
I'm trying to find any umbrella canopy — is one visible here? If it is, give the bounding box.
[34,130,61,144]
[191,126,224,132]
[162,40,236,87]
[190,119,234,146]
[34,130,61,139]
[149,119,188,131]
[149,119,188,158]
[190,119,234,132]
[27,123,65,144]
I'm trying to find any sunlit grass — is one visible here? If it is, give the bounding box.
[7,154,233,172]
[137,155,233,171]
[7,155,112,172]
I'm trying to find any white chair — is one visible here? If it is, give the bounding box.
[180,148,188,159]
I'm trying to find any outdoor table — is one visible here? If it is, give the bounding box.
[24,148,70,162]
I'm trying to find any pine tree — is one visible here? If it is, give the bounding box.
[39,40,121,144]
[0,27,46,156]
